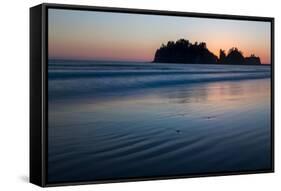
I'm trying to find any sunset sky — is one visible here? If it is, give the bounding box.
[48,8,271,64]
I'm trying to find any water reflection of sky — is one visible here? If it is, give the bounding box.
[59,78,269,110]
[49,78,270,131]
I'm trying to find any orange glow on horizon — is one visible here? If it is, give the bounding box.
[49,9,271,64]
[50,39,270,64]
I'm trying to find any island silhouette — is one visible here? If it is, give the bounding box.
[153,39,261,65]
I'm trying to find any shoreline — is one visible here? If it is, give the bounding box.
[151,61,271,66]
[48,59,271,66]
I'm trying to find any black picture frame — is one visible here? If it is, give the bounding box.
[30,3,275,187]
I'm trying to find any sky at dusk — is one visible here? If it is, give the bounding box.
[48,8,271,64]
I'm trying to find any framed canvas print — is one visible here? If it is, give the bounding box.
[30,3,274,187]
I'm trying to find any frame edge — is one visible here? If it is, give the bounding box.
[30,4,45,187]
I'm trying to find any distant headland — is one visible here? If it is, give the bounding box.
[153,39,262,65]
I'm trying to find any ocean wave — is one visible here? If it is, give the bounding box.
[48,61,271,101]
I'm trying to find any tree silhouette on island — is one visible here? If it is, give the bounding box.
[153,39,261,65]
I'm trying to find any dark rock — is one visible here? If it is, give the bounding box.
[153,39,218,64]
[153,39,262,65]
[245,54,261,65]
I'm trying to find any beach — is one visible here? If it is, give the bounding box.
[48,60,271,182]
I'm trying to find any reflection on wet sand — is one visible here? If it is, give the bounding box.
[48,61,271,182]
[48,79,271,182]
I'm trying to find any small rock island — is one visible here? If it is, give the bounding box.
[153,39,261,65]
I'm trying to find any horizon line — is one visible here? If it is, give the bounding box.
[48,58,271,65]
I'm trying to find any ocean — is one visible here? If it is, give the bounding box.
[48,60,272,183]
